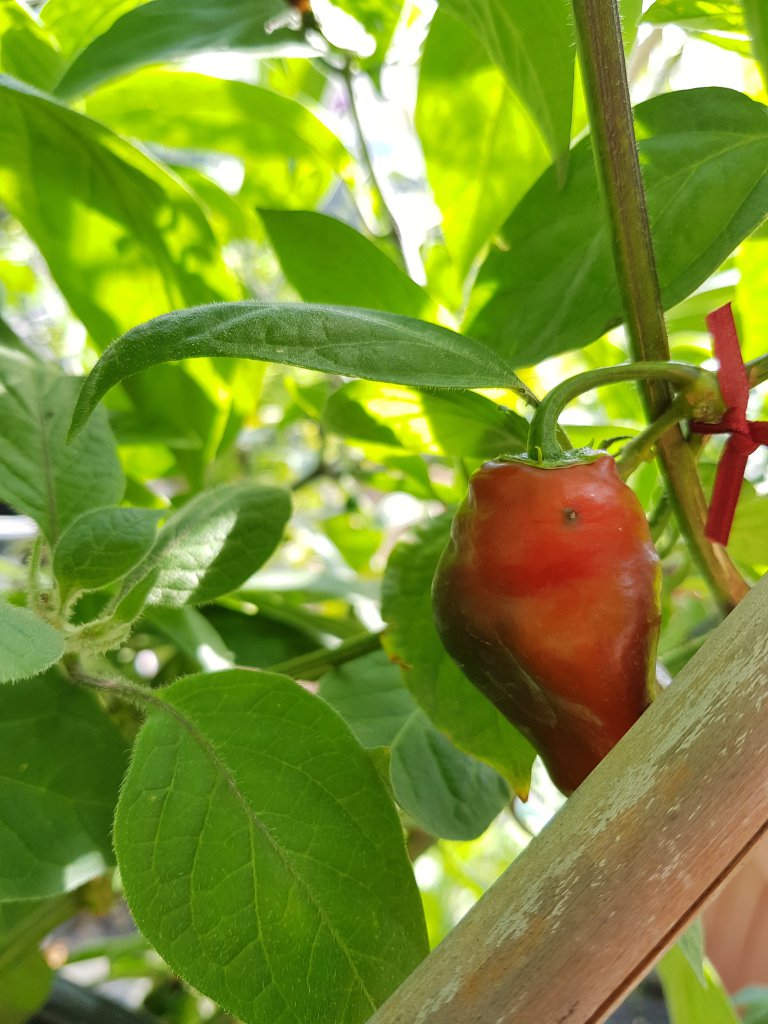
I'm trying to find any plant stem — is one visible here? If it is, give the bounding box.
[570,0,748,609]
[616,395,692,481]
[747,353,768,386]
[527,361,715,461]
[64,657,162,714]
[338,61,406,263]
[648,492,674,544]
[571,1,669,369]
[27,533,44,607]
[269,631,383,680]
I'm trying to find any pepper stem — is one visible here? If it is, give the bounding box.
[527,362,721,462]
[616,395,691,481]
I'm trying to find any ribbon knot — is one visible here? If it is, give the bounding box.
[691,303,768,546]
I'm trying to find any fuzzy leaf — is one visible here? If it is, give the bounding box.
[126,484,291,608]
[115,668,428,1023]
[0,602,64,685]
[69,303,524,439]
[53,507,161,598]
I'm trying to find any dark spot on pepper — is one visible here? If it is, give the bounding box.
[563,507,579,524]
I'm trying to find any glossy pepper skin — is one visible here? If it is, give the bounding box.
[432,454,661,794]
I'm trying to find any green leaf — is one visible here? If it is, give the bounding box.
[127,483,291,608]
[53,0,295,98]
[743,0,768,88]
[144,606,234,671]
[319,651,510,840]
[0,72,241,484]
[260,210,435,319]
[53,507,162,599]
[658,940,740,1023]
[391,708,509,840]
[0,948,51,1024]
[620,0,644,46]
[382,514,535,797]
[69,303,523,439]
[0,601,64,684]
[416,7,550,280]
[0,0,64,91]
[86,70,349,181]
[736,987,768,1024]
[111,567,161,625]
[205,605,317,669]
[318,651,417,748]
[439,0,574,168]
[115,668,428,1024]
[467,88,768,365]
[736,235,768,360]
[41,0,148,62]
[0,898,55,1023]
[0,350,123,544]
[728,488,768,571]
[0,349,123,543]
[330,0,403,70]
[0,315,26,353]
[323,380,528,457]
[644,0,745,32]
[324,511,382,573]
[0,76,236,349]
[0,670,127,900]
[678,919,707,986]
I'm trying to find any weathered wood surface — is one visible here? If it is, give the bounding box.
[369,574,768,1024]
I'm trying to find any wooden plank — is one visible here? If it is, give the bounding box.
[369,573,768,1024]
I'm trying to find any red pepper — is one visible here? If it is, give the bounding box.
[432,453,661,794]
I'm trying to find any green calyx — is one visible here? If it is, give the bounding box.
[498,447,607,470]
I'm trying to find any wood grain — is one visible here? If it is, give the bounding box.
[369,573,768,1024]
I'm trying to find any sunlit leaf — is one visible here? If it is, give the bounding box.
[644,0,745,32]
[737,235,768,360]
[53,0,296,98]
[41,0,149,62]
[86,69,349,181]
[330,0,404,70]
[416,7,550,280]
[744,0,768,99]
[0,0,63,90]
[323,380,528,457]
[0,76,236,347]
[467,88,768,366]
[658,940,739,1023]
[439,0,574,168]
[260,210,435,318]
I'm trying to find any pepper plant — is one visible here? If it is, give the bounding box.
[0,0,767,1022]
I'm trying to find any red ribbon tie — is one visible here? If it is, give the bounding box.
[690,303,768,546]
